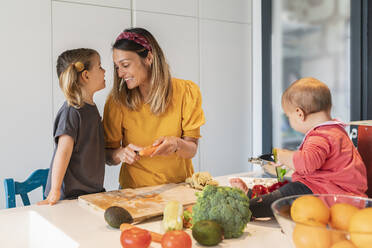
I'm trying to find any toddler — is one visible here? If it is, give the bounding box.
[231,77,367,217]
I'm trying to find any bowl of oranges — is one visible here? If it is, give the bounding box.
[271,194,372,248]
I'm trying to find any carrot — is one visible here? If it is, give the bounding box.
[120,223,163,243]
[139,144,160,156]
[185,205,193,213]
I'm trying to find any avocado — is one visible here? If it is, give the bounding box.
[104,206,133,228]
[192,220,223,246]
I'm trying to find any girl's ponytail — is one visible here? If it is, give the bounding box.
[59,63,83,108]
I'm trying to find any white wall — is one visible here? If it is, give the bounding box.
[0,0,253,209]
[0,0,54,208]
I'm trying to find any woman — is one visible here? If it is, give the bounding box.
[104,27,205,189]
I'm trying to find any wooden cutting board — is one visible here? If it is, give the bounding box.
[78,183,198,222]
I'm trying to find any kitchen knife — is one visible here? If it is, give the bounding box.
[248,153,287,182]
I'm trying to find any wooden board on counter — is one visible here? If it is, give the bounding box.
[78,183,198,222]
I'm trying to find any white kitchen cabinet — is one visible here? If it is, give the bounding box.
[134,0,198,17]
[200,0,252,23]
[52,1,131,190]
[135,11,199,84]
[200,20,252,176]
[52,0,131,9]
[0,0,54,209]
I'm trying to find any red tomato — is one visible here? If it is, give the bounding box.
[268,180,290,192]
[252,184,269,195]
[161,230,192,248]
[120,227,151,248]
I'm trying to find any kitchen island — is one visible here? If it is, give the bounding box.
[0,172,292,248]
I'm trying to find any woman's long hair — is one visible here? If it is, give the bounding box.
[111,27,172,115]
[56,48,98,108]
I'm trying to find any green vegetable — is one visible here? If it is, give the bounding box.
[183,209,192,223]
[275,166,287,182]
[192,185,252,239]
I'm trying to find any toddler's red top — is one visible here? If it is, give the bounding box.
[292,120,367,197]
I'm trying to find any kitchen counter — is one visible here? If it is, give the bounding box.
[0,171,292,248]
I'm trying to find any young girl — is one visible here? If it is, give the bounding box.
[231,77,367,217]
[38,48,106,205]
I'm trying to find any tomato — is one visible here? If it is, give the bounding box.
[252,184,269,195]
[120,227,151,248]
[161,230,192,248]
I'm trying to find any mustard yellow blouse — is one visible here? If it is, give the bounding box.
[103,78,205,188]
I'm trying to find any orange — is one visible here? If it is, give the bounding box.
[330,240,357,248]
[330,203,359,231]
[292,222,331,248]
[291,195,330,225]
[330,229,347,245]
[349,207,372,248]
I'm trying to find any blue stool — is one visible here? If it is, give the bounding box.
[4,168,49,208]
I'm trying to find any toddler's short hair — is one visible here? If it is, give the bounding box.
[282,77,332,114]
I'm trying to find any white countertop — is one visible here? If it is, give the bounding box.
[0,171,292,248]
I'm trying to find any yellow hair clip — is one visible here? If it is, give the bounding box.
[74,61,85,72]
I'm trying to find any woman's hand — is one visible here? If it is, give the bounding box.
[37,189,60,206]
[114,144,142,164]
[151,136,179,157]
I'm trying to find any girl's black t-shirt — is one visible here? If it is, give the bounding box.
[44,101,105,199]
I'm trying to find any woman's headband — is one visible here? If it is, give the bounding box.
[115,31,152,52]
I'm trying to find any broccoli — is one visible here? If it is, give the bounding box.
[192,185,252,238]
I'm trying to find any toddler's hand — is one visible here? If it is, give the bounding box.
[37,189,60,206]
[229,178,249,195]
[268,161,283,167]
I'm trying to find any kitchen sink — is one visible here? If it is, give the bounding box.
[0,210,79,248]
